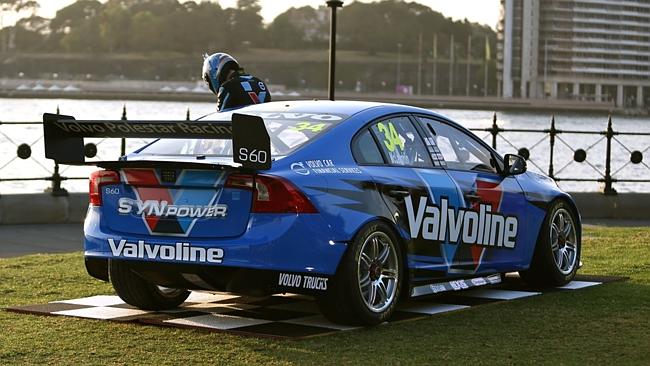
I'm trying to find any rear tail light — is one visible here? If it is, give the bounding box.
[225,173,317,213]
[225,174,255,189]
[89,170,120,206]
[252,174,318,213]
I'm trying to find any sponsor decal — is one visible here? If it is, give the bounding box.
[254,112,344,121]
[278,273,328,291]
[411,274,503,297]
[406,196,518,249]
[117,198,227,218]
[53,120,232,136]
[290,162,310,175]
[291,159,362,175]
[108,238,224,263]
[429,284,447,293]
[449,279,469,290]
[119,169,226,237]
[470,277,487,286]
[487,274,502,284]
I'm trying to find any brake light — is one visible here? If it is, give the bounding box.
[252,175,318,213]
[89,170,120,206]
[225,174,255,189]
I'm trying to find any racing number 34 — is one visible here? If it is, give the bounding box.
[377,122,404,152]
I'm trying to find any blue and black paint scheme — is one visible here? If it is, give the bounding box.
[43,100,580,297]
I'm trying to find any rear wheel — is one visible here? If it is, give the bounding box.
[109,260,190,310]
[318,221,403,325]
[520,200,581,286]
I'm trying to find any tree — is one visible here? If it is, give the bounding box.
[267,6,328,49]
[130,11,163,51]
[224,0,264,48]
[159,1,226,53]
[60,17,102,52]
[12,15,48,51]
[50,0,101,34]
[0,0,39,52]
[0,0,38,13]
[99,1,133,52]
[129,0,182,16]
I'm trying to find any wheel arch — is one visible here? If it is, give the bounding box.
[523,193,582,271]
[346,216,413,292]
[519,194,582,285]
[550,194,582,237]
[529,193,582,244]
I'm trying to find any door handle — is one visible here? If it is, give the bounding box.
[464,193,481,202]
[387,189,410,199]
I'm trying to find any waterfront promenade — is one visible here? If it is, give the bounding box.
[0,78,629,115]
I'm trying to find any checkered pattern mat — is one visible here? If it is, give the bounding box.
[6,274,622,339]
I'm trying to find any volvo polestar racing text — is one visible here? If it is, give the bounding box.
[43,101,582,325]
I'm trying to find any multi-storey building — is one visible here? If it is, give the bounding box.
[497,0,650,107]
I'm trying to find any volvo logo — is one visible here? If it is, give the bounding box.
[291,162,310,175]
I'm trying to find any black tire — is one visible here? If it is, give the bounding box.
[519,200,581,287]
[318,221,404,325]
[109,260,190,310]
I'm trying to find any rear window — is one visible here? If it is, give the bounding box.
[137,114,345,157]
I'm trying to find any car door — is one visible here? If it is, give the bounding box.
[414,115,529,274]
[352,115,464,282]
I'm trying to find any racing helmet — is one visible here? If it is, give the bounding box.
[202,53,240,95]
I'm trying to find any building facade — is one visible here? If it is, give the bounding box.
[497,0,650,107]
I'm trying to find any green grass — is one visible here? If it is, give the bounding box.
[1,225,649,365]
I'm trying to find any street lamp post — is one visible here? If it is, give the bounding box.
[0,7,4,53]
[396,42,402,91]
[327,0,343,101]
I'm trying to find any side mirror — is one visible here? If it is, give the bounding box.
[504,154,527,176]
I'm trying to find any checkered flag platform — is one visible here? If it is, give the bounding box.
[6,274,622,339]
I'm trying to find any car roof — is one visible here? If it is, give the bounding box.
[233,100,384,116]
[200,100,449,122]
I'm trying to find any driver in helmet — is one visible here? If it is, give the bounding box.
[202,52,271,111]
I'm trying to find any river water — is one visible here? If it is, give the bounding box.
[1,98,649,193]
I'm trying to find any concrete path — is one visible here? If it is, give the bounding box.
[0,224,83,258]
[583,219,650,228]
[0,220,648,258]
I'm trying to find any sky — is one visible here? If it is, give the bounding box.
[1,0,500,29]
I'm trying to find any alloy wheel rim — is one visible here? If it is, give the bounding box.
[357,232,399,313]
[550,208,578,275]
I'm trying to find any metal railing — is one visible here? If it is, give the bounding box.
[0,105,190,196]
[0,107,648,196]
[469,113,650,195]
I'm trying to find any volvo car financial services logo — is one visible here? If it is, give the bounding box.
[406,196,518,248]
[291,162,310,175]
[118,198,228,218]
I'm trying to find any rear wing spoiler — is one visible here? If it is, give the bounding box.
[42,112,271,170]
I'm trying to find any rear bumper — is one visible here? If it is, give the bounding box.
[84,207,348,278]
[85,257,332,296]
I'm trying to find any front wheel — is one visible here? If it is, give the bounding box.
[318,221,403,325]
[109,260,190,310]
[520,200,581,286]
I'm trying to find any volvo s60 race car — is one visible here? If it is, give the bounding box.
[43,101,581,325]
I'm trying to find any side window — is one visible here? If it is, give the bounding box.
[370,116,432,168]
[417,116,499,174]
[352,129,384,165]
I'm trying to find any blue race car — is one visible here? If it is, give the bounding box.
[43,100,581,325]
